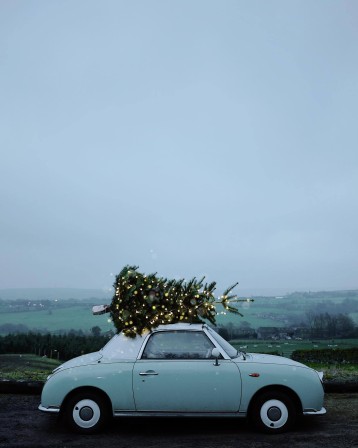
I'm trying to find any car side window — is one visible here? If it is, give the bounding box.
[142,331,215,360]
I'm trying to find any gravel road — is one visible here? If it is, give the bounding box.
[0,393,357,448]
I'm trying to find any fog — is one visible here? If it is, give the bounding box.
[1,1,357,295]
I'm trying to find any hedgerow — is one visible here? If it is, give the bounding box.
[291,348,358,364]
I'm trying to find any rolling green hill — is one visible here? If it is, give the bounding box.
[0,289,357,335]
[0,305,114,334]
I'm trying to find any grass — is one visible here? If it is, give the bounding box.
[0,354,61,381]
[0,305,114,334]
[0,302,294,335]
[304,363,358,382]
[230,338,358,358]
[306,361,358,373]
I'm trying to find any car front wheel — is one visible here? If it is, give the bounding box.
[66,392,110,434]
[250,391,296,433]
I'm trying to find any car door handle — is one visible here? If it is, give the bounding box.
[139,370,159,376]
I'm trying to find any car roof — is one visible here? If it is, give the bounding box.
[154,323,208,332]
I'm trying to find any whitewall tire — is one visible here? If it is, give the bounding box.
[251,391,296,433]
[66,392,110,434]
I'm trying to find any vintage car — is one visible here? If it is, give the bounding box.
[39,323,326,434]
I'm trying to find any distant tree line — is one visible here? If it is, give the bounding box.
[0,332,113,361]
[286,290,358,300]
[0,323,108,336]
[306,312,357,338]
[0,324,30,334]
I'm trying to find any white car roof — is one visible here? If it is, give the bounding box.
[153,323,208,332]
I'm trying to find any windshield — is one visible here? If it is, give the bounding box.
[207,327,239,358]
[100,333,145,360]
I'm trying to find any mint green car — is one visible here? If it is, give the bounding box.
[39,323,326,434]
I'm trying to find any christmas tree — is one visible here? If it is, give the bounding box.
[104,265,250,337]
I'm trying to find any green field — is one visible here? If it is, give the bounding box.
[0,304,290,334]
[0,306,114,334]
[0,354,61,380]
[215,294,358,328]
[215,304,292,328]
[0,301,289,334]
[230,338,358,358]
[0,290,357,335]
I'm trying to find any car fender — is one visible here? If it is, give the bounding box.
[41,361,136,412]
[237,362,324,413]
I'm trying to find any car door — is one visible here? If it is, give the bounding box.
[133,330,241,412]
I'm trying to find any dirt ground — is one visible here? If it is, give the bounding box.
[0,393,357,448]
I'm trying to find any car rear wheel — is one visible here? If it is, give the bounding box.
[250,391,296,433]
[65,392,110,434]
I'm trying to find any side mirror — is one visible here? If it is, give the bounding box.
[211,348,221,366]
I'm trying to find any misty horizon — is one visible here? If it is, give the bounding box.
[1,285,358,302]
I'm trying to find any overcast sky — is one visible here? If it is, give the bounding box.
[1,1,357,295]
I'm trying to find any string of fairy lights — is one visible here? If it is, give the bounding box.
[108,266,253,337]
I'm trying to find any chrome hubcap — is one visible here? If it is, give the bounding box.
[267,406,282,422]
[79,406,94,421]
[260,399,289,429]
[72,399,101,429]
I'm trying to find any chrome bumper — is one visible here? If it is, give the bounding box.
[38,404,60,414]
[303,407,327,416]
